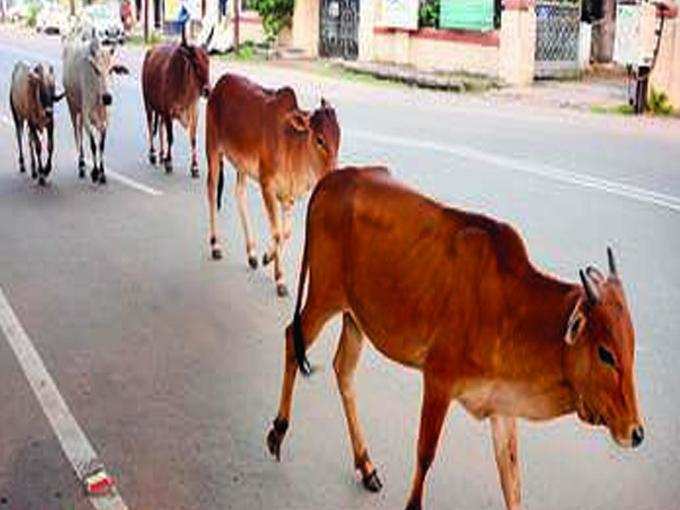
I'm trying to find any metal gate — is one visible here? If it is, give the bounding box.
[535,0,581,78]
[319,0,360,60]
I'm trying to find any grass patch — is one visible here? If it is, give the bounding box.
[220,41,268,62]
[126,32,163,47]
[590,103,635,115]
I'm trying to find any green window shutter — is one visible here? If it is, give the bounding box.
[440,0,495,31]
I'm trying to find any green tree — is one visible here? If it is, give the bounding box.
[251,0,294,40]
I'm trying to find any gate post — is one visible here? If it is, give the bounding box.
[293,0,321,57]
[499,0,536,85]
[650,6,680,108]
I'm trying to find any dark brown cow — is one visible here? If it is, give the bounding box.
[205,73,340,296]
[142,27,213,177]
[267,167,644,510]
[10,61,64,185]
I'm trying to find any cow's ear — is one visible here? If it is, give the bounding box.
[287,111,309,133]
[565,300,586,346]
[320,97,330,109]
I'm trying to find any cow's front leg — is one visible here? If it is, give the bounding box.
[235,171,257,268]
[44,122,54,178]
[146,109,157,165]
[33,129,46,186]
[28,128,38,180]
[164,117,173,174]
[188,107,199,178]
[89,131,99,183]
[97,129,107,184]
[261,184,287,297]
[491,416,522,510]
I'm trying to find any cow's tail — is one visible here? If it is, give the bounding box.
[216,162,225,211]
[291,191,316,377]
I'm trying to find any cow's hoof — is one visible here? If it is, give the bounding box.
[78,168,85,179]
[190,167,199,179]
[362,470,383,493]
[276,284,289,298]
[91,168,99,183]
[164,161,173,174]
[211,247,223,260]
[31,170,37,180]
[149,153,157,165]
[19,163,25,173]
[38,175,46,187]
[262,252,273,266]
[78,159,85,170]
[266,427,282,461]
[98,173,107,185]
[248,256,258,270]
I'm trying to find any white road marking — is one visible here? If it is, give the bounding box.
[106,169,162,196]
[0,288,129,510]
[0,113,162,197]
[351,130,680,213]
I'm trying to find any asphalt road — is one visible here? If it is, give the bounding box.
[0,26,679,510]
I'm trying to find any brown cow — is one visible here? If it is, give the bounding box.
[267,167,644,510]
[142,27,213,177]
[205,73,340,296]
[10,61,64,185]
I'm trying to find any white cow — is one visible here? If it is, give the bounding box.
[62,31,128,184]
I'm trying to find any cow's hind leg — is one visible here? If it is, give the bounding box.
[235,171,257,269]
[334,313,382,492]
[491,416,522,510]
[32,128,46,186]
[405,375,451,510]
[10,102,25,173]
[74,112,86,178]
[267,290,336,460]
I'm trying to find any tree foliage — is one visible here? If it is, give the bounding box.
[251,0,294,39]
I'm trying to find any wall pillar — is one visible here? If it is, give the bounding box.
[499,0,536,86]
[292,0,320,57]
[650,7,680,108]
[358,0,380,61]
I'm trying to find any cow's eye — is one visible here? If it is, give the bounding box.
[598,345,615,367]
[316,135,325,148]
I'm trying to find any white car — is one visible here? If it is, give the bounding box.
[82,3,125,45]
[36,2,69,34]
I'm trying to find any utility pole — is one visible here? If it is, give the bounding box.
[144,0,149,43]
[233,0,240,53]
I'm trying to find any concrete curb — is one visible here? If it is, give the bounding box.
[338,61,503,92]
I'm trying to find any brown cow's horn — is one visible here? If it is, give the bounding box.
[579,269,599,304]
[607,246,618,277]
[585,266,605,282]
[202,26,215,49]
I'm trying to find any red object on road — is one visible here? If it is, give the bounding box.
[84,469,116,496]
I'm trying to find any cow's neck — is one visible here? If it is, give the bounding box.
[505,270,581,419]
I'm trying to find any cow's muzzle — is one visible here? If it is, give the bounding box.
[102,93,113,106]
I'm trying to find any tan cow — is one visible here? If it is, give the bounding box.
[9,62,64,185]
[267,167,644,510]
[205,73,341,296]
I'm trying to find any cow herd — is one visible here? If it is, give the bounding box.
[7,26,645,510]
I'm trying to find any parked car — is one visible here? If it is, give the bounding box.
[36,1,69,34]
[82,3,125,45]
